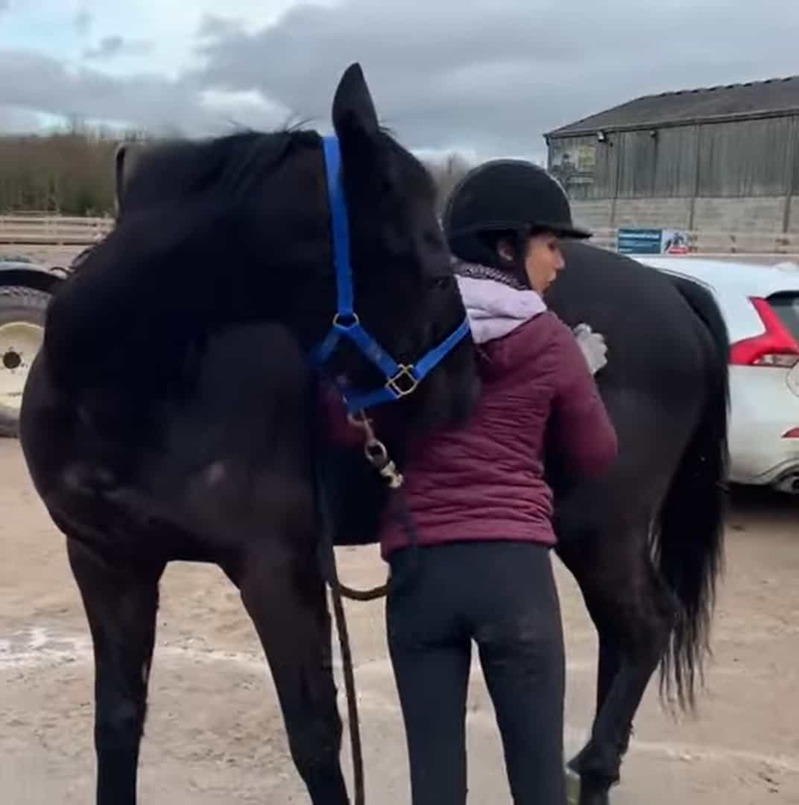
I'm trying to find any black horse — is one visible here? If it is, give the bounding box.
[326,240,729,805]
[17,63,479,805]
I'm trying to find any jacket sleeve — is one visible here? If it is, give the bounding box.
[547,325,618,479]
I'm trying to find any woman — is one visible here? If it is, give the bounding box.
[328,159,618,804]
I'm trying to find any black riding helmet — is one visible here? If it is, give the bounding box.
[443,159,592,267]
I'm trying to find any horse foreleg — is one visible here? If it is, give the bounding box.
[233,543,349,805]
[67,537,163,805]
[560,538,675,805]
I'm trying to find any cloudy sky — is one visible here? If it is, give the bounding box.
[1,0,797,161]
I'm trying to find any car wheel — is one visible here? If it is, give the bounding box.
[0,286,50,438]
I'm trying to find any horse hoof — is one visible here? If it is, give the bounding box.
[565,767,613,805]
[579,784,611,805]
[565,766,581,805]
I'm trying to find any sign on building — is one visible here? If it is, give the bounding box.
[617,228,689,254]
[549,144,596,190]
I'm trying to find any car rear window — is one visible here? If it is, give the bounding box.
[767,293,799,342]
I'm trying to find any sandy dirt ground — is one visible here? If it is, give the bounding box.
[1,440,798,804]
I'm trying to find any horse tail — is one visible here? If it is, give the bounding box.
[654,275,730,713]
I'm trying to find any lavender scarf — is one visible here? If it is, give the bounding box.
[452,260,547,345]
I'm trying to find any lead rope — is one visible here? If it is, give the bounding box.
[317,410,420,805]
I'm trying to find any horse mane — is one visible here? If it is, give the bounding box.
[45,121,438,405]
[119,125,321,213]
[120,122,434,214]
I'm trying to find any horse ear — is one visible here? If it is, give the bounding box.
[114,143,129,214]
[114,142,148,215]
[332,62,379,141]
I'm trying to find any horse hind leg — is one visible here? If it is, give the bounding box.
[227,541,349,805]
[560,530,676,805]
[66,535,164,805]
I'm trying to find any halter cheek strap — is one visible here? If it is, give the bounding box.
[310,135,470,414]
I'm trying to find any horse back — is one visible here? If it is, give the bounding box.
[551,242,712,398]
[545,243,726,525]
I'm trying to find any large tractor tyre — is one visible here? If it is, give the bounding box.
[0,287,50,438]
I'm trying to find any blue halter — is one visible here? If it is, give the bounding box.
[311,136,471,414]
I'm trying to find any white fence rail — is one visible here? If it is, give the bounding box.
[2,215,799,257]
[0,215,114,245]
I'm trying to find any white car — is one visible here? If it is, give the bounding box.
[634,255,799,493]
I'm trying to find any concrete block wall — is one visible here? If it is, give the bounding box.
[571,195,797,235]
[570,200,613,230]
[614,198,692,228]
[692,197,785,232]
[784,197,799,233]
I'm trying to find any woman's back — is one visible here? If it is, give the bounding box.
[378,277,617,558]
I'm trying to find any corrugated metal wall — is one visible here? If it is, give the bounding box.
[791,117,799,197]
[548,114,799,200]
[697,117,792,196]
[617,126,699,197]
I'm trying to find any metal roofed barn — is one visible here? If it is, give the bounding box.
[544,76,799,240]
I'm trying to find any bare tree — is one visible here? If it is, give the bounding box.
[0,124,156,215]
[1,129,477,219]
[422,152,474,215]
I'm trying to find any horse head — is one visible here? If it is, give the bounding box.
[323,63,478,431]
[99,63,478,434]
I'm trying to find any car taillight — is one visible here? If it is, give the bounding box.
[729,297,799,368]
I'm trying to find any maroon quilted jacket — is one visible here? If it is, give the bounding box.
[324,278,618,558]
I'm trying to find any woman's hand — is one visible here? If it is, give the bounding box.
[573,323,608,375]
